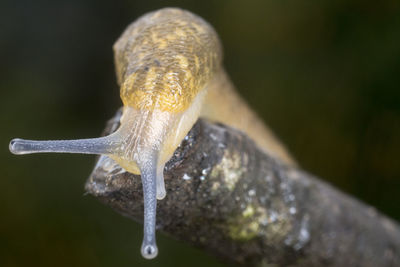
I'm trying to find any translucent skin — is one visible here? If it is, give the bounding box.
[113,8,294,171]
[9,7,295,260]
[110,8,295,258]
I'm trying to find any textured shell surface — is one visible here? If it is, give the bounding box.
[114,8,223,113]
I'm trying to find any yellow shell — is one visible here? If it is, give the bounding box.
[113,8,223,113]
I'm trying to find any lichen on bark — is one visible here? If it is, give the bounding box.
[85,109,400,266]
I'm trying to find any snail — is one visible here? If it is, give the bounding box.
[9,8,294,259]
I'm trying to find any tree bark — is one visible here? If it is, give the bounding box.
[85,109,400,267]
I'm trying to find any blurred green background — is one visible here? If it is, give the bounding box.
[1,0,399,266]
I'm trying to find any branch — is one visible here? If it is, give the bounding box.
[85,109,400,266]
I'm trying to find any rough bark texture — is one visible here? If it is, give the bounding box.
[85,109,400,267]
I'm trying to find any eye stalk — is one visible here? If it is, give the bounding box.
[9,135,162,259]
[9,136,119,155]
[138,150,159,259]
[8,107,173,259]
[9,6,221,260]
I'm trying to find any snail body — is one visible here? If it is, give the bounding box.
[9,8,294,259]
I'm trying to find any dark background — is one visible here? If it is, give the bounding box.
[1,0,399,266]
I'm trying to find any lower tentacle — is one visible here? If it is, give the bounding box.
[156,165,166,200]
